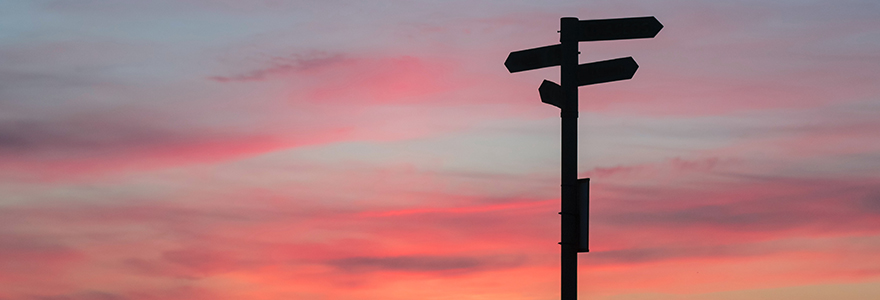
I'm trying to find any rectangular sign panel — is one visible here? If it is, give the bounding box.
[577,178,590,253]
[577,57,639,86]
[505,44,561,73]
[578,16,663,42]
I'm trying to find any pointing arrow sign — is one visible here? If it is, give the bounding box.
[505,17,660,73]
[538,57,638,109]
[579,16,663,41]
[505,44,561,73]
[539,80,563,108]
[577,56,639,86]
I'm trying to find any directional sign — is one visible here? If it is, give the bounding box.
[578,16,663,42]
[577,57,638,86]
[538,58,638,108]
[505,44,561,73]
[539,80,563,108]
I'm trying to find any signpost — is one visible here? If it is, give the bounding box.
[578,16,664,41]
[505,44,561,73]
[505,16,662,300]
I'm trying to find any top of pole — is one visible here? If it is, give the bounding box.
[560,17,579,42]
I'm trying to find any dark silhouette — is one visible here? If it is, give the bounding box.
[504,16,662,300]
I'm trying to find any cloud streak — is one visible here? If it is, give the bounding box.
[208,52,347,82]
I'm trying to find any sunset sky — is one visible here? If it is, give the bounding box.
[2,1,880,299]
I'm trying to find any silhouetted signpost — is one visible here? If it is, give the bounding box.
[505,16,662,300]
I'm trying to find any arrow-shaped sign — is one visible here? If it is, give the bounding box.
[505,16,660,73]
[538,57,639,108]
[578,16,663,42]
[505,44,561,73]
[539,80,563,108]
[577,56,639,86]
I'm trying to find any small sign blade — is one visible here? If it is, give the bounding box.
[577,178,589,253]
[505,44,561,73]
[578,16,663,42]
[577,57,639,86]
[539,80,563,108]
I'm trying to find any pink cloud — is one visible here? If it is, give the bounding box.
[581,157,726,180]
[210,51,480,106]
[2,166,879,298]
[303,55,458,104]
[208,52,348,82]
[0,115,356,181]
[0,233,84,285]
[3,2,880,298]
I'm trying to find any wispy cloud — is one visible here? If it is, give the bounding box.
[208,52,347,82]
[329,254,526,274]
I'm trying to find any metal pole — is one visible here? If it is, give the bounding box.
[559,17,579,300]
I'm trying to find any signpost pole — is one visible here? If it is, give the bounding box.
[504,15,661,300]
[559,17,579,300]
